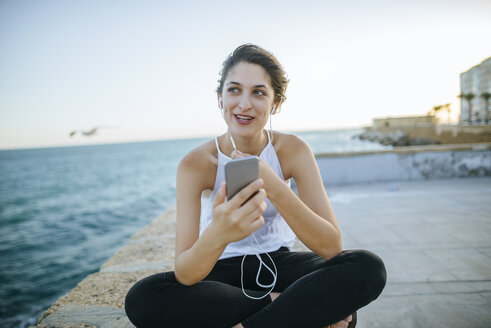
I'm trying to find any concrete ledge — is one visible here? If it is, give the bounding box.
[35,210,308,327]
[35,210,178,327]
[36,306,131,328]
[316,142,491,185]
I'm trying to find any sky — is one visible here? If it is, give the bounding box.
[1,0,490,150]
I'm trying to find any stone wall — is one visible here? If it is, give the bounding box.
[316,143,491,185]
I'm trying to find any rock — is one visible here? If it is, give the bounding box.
[356,129,440,147]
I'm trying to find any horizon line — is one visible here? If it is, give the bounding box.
[0,125,370,152]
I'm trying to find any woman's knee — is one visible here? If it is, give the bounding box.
[125,276,153,326]
[125,281,141,324]
[349,249,387,299]
[125,272,171,327]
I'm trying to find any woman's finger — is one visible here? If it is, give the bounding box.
[248,215,265,232]
[228,178,263,208]
[236,189,267,218]
[230,150,245,158]
[212,182,227,207]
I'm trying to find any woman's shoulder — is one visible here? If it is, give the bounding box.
[272,131,314,179]
[272,131,312,155]
[178,139,218,175]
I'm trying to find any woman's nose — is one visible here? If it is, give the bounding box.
[238,94,252,110]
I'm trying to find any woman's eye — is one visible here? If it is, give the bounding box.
[254,90,266,96]
[228,87,239,93]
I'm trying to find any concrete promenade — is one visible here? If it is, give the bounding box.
[329,177,491,328]
[35,176,491,327]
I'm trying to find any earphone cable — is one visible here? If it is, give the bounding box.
[229,132,278,300]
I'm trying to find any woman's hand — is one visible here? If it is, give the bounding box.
[231,150,282,196]
[231,149,246,159]
[211,179,267,246]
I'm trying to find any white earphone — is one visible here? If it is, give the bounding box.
[228,133,278,300]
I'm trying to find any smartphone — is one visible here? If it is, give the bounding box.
[224,156,259,202]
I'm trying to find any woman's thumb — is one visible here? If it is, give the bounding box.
[213,182,227,207]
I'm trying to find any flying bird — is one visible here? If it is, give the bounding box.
[69,126,100,137]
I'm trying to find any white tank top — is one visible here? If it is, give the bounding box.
[200,131,296,259]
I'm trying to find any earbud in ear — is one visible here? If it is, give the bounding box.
[218,98,223,110]
[271,105,276,114]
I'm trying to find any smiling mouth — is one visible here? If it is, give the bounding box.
[234,114,255,123]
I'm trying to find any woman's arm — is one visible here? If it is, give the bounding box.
[174,152,223,285]
[174,149,267,286]
[260,135,342,260]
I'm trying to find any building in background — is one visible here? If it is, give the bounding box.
[372,115,435,129]
[360,57,491,146]
[460,57,491,124]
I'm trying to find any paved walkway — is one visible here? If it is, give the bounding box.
[36,177,491,327]
[328,177,491,328]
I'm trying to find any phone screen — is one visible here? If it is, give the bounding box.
[224,156,259,201]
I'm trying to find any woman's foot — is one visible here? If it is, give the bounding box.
[270,292,281,302]
[349,312,357,327]
[329,312,356,328]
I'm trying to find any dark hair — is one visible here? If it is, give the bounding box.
[217,44,289,107]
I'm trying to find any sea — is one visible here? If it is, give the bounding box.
[0,128,390,327]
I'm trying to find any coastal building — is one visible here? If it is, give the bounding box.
[366,113,491,146]
[373,115,434,129]
[460,57,491,124]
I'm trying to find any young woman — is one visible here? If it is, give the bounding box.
[125,44,386,328]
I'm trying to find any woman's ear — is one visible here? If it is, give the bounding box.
[217,93,223,110]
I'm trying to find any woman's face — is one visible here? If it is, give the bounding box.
[220,62,276,138]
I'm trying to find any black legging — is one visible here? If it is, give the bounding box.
[125,248,386,328]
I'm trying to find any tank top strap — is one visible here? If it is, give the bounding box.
[214,136,220,151]
[266,129,271,144]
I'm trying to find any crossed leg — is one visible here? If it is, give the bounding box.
[125,249,386,328]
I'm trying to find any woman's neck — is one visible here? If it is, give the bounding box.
[228,130,268,156]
